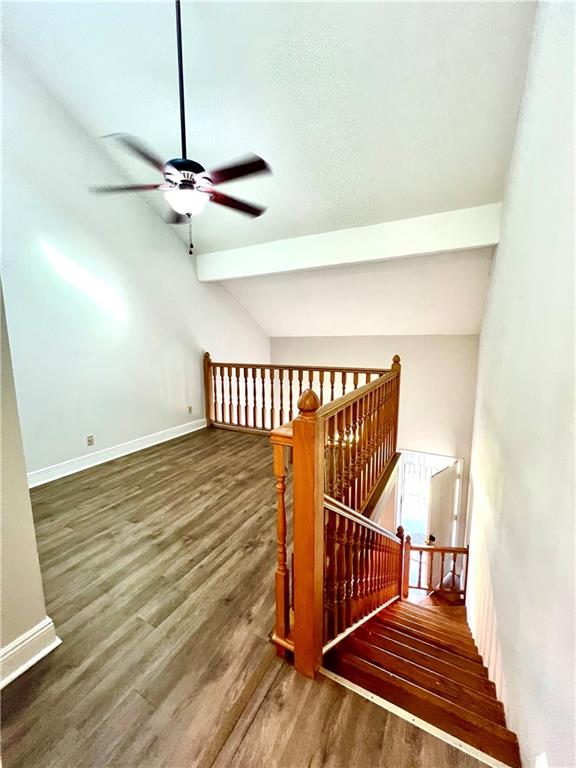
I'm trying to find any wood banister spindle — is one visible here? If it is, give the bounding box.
[272,442,290,652]
[292,389,324,678]
[260,368,266,430]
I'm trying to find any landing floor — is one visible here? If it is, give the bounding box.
[2,428,485,767]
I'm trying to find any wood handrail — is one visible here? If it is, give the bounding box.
[208,360,391,376]
[324,496,401,543]
[316,368,398,419]
[409,545,468,554]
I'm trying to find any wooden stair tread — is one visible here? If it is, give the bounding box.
[354,625,496,697]
[389,603,472,637]
[361,623,489,677]
[343,636,505,725]
[328,653,521,768]
[372,615,483,663]
[380,609,478,648]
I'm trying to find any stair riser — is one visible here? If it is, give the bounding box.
[354,627,496,697]
[373,617,483,663]
[360,624,489,676]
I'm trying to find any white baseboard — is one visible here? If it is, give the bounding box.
[27,418,207,488]
[1,616,61,690]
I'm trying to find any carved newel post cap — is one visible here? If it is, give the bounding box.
[396,525,404,538]
[203,351,211,360]
[297,389,320,414]
[393,355,400,363]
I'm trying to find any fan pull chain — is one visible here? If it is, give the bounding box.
[188,214,194,255]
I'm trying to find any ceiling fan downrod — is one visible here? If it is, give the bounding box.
[175,0,187,160]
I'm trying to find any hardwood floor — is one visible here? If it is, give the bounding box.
[2,429,486,768]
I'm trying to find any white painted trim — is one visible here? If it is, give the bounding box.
[1,616,61,689]
[320,667,512,768]
[27,418,207,488]
[197,203,501,282]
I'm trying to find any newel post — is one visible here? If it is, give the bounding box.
[402,534,411,599]
[396,525,404,598]
[391,355,401,450]
[203,352,214,426]
[292,389,324,678]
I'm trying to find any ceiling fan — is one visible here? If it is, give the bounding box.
[91,0,271,228]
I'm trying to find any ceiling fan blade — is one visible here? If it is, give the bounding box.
[105,133,166,172]
[90,183,160,194]
[166,210,188,224]
[208,154,270,185]
[210,191,265,218]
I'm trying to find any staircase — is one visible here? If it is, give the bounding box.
[325,600,521,768]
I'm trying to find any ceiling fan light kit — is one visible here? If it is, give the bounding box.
[91,0,271,252]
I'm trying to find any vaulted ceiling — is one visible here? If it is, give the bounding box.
[4,1,535,256]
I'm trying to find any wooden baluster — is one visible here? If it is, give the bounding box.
[377,535,384,602]
[427,550,434,591]
[440,552,446,591]
[270,368,276,429]
[358,526,367,617]
[349,401,358,510]
[396,525,412,598]
[279,369,284,425]
[366,530,374,610]
[325,507,338,642]
[219,366,226,424]
[353,371,359,392]
[358,394,367,507]
[352,522,361,623]
[260,367,266,429]
[343,406,352,507]
[203,352,214,426]
[308,369,314,390]
[227,365,233,424]
[451,552,457,590]
[235,366,241,426]
[417,547,423,589]
[326,416,337,497]
[366,372,372,383]
[297,369,304,396]
[319,370,325,405]
[344,517,354,629]
[244,368,249,427]
[342,370,347,396]
[330,370,335,401]
[272,442,290,652]
[292,389,324,678]
[252,368,257,429]
[336,513,347,634]
[335,411,345,502]
[288,369,294,421]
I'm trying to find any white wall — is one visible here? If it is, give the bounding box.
[2,49,269,477]
[1,294,60,687]
[466,5,575,767]
[272,334,479,538]
[224,248,493,337]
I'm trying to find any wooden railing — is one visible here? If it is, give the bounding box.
[270,356,404,676]
[401,535,469,600]
[324,497,403,649]
[203,352,390,433]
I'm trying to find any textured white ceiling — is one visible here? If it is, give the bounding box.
[4,2,535,255]
[223,248,493,336]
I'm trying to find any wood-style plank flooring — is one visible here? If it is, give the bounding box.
[2,429,486,768]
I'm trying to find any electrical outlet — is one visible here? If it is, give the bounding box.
[86,435,95,447]
[188,405,193,414]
